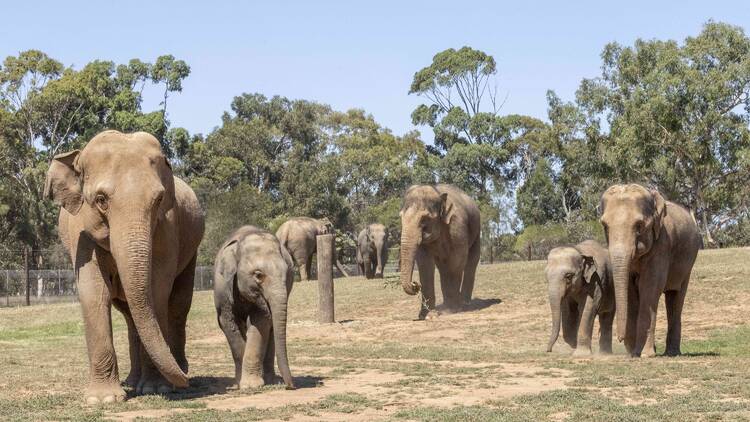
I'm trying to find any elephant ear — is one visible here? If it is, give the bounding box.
[44,150,83,215]
[215,239,240,286]
[440,192,455,224]
[650,189,667,241]
[581,255,601,285]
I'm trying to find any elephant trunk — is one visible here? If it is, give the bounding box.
[547,280,565,352]
[268,285,294,389]
[399,227,420,295]
[610,246,633,344]
[110,218,188,388]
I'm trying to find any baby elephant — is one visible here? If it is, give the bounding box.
[546,240,615,356]
[213,226,295,390]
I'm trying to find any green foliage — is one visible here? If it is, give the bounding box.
[0,50,190,257]
[198,183,274,265]
[514,220,605,260]
[570,21,750,244]
[516,158,564,226]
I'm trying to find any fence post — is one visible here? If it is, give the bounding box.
[490,244,494,264]
[316,234,335,324]
[527,244,532,261]
[5,269,9,307]
[24,247,30,306]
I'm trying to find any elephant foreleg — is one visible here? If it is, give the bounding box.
[112,299,141,388]
[136,265,177,395]
[218,309,246,386]
[599,311,614,354]
[416,249,436,320]
[572,295,598,357]
[77,253,125,404]
[633,284,661,358]
[168,255,196,373]
[263,330,276,384]
[561,299,578,349]
[240,314,271,389]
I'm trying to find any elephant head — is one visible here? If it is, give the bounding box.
[545,247,600,352]
[214,233,295,389]
[399,185,454,295]
[44,130,187,387]
[599,184,666,343]
[366,224,389,277]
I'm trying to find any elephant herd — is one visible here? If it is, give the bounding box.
[43,131,702,404]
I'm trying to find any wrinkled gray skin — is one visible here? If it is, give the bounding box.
[600,184,701,357]
[546,240,615,356]
[357,223,389,278]
[45,131,204,404]
[399,184,481,320]
[275,217,333,281]
[213,226,295,390]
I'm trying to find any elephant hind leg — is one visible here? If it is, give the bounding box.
[460,239,481,305]
[665,283,688,356]
[169,255,196,373]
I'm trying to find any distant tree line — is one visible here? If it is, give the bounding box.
[1,21,748,267]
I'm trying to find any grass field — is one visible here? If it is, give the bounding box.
[1,248,749,421]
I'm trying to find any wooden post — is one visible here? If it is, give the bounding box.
[5,270,9,307]
[24,247,30,306]
[527,244,532,261]
[490,243,494,264]
[316,234,335,323]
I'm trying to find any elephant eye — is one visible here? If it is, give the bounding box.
[95,194,108,211]
[565,273,575,280]
[253,270,265,283]
[635,221,644,234]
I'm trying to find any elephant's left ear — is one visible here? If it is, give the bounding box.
[650,189,667,240]
[44,150,83,215]
[440,192,454,224]
[581,255,600,285]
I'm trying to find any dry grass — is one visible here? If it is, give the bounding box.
[1,248,750,421]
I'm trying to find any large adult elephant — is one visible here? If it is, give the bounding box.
[599,184,701,357]
[44,130,204,403]
[213,226,295,390]
[356,223,389,278]
[399,184,481,319]
[275,217,332,281]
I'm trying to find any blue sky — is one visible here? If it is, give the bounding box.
[1,1,747,140]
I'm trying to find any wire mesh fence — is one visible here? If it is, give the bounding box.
[0,244,492,308]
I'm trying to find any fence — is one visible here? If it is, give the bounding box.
[0,245,494,308]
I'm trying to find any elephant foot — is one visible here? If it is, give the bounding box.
[641,346,657,358]
[136,376,173,395]
[122,371,141,388]
[85,381,126,404]
[418,308,439,320]
[572,348,593,358]
[239,374,265,390]
[664,348,681,357]
[264,372,281,385]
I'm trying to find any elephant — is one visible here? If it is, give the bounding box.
[599,184,701,357]
[213,226,295,390]
[546,240,615,356]
[275,217,333,281]
[399,184,481,319]
[356,223,389,278]
[44,130,204,403]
